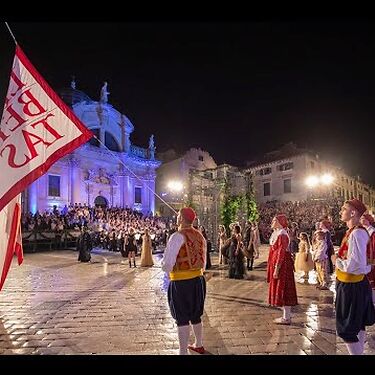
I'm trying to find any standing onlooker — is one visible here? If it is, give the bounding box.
[267,214,298,324]
[200,226,212,269]
[294,232,314,282]
[125,228,138,268]
[217,225,228,265]
[228,225,245,279]
[320,219,335,274]
[140,228,154,267]
[312,230,330,290]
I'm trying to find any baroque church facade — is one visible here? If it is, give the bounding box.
[22,81,161,214]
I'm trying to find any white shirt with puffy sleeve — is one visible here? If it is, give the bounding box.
[336,228,371,275]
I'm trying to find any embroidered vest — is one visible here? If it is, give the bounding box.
[169,227,206,281]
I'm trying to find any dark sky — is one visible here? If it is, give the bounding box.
[1,21,375,185]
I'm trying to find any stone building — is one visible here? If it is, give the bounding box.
[22,81,161,214]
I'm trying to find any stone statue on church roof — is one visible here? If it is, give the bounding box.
[149,134,155,159]
[100,81,110,104]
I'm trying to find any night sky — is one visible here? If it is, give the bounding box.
[1,21,375,185]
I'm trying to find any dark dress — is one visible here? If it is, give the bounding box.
[125,234,138,255]
[228,236,245,279]
[77,232,92,262]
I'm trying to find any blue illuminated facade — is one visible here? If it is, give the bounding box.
[23,84,161,214]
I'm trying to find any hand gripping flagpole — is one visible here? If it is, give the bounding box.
[4,22,17,45]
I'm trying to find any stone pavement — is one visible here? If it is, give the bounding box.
[0,245,375,355]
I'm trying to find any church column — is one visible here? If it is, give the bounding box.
[119,174,125,207]
[69,158,80,205]
[28,181,38,214]
[142,179,149,214]
[124,175,132,208]
[148,179,156,215]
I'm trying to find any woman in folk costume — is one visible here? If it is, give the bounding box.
[360,213,375,305]
[140,228,154,267]
[333,199,375,355]
[267,214,298,324]
[294,232,314,282]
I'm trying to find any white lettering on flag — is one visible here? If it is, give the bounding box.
[0,45,93,290]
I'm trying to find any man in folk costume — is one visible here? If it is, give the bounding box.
[267,214,298,325]
[162,207,207,355]
[333,199,375,355]
[360,213,375,305]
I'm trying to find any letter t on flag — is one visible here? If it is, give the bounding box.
[0,45,93,291]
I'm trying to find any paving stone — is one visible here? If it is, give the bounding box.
[1,247,374,355]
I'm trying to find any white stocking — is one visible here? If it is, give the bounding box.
[177,325,190,355]
[192,323,203,347]
[358,330,366,353]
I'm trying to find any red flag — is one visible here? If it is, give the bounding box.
[0,195,23,291]
[0,45,93,290]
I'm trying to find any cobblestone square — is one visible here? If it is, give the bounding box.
[1,245,375,355]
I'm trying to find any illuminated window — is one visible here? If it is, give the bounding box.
[48,175,61,197]
[135,187,142,204]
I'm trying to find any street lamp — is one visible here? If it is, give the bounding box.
[305,174,335,188]
[167,180,184,193]
[305,173,335,200]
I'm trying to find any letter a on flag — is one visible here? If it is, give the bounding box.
[0,45,93,290]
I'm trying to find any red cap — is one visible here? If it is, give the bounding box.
[346,199,367,217]
[275,214,288,228]
[362,213,375,225]
[180,207,196,223]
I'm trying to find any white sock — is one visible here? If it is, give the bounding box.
[346,341,363,355]
[177,325,190,355]
[192,323,203,347]
[283,306,291,320]
[358,330,366,353]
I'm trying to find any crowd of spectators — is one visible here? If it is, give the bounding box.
[21,203,174,252]
[257,197,345,244]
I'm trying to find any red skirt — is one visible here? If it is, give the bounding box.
[267,252,298,307]
[367,267,375,290]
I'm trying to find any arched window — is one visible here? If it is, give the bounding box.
[105,131,120,152]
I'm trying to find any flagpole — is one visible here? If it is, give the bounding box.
[4,22,17,45]
[93,136,178,215]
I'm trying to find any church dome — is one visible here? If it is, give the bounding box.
[59,87,93,107]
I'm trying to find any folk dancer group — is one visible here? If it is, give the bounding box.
[162,199,375,355]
